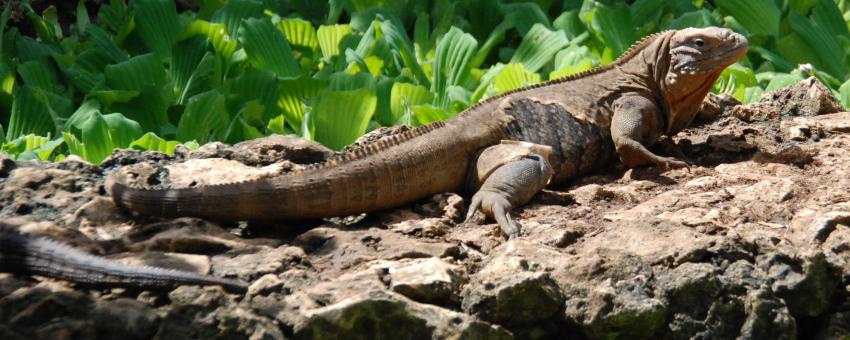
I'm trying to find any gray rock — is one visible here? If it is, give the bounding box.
[383,257,467,306]
[462,240,565,326]
[294,290,511,339]
[212,245,306,281]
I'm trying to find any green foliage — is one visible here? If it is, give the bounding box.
[2,0,849,163]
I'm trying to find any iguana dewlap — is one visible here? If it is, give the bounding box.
[108,27,748,237]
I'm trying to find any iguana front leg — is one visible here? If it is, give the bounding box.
[465,141,554,238]
[611,95,688,169]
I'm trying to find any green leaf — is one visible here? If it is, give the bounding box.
[311,88,377,150]
[742,86,765,105]
[317,24,353,58]
[129,132,180,155]
[182,20,239,59]
[98,0,131,35]
[211,0,264,38]
[63,132,85,159]
[432,27,477,110]
[176,90,229,143]
[110,87,170,133]
[713,63,758,101]
[76,0,90,35]
[811,0,849,41]
[238,17,301,79]
[838,78,850,109]
[663,9,718,30]
[228,68,280,120]
[390,82,433,123]
[2,134,62,160]
[172,37,217,104]
[84,24,128,62]
[582,2,636,58]
[104,53,167,91]
[278,76,326,131]
[787,11,845,78]
[103,112,144,148]
[379,19,430,87]
[64,99,101,131]
[328,72,374,91]
[7,86,62,140]
[764,71,806,92]
[510,24,569,73]
[18,61,60,93]
[550,59,593,79]
[715,0,779,35]
[749,46,794,73]
[278,18,318,50]
[134,0,183,58]
[77,111,113,163]
[492,63,541,94]
[65,48,111,93]
[500,2,550,35]
[410,104,450,126]
[222,100,264,144]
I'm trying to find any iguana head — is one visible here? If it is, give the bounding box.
[661,27,748,133]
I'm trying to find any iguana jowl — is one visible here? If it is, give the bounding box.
[108,27,747,238]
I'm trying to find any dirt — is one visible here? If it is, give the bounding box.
[2,77,850,339]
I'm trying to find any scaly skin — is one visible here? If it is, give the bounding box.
[0,228,248,293]
[107,27,748,223]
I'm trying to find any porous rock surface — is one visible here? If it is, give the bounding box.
[2,78,850,339]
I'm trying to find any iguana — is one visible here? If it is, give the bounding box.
[107,27,747,238]
[0,223,248,293]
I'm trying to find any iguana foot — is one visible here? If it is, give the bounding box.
[466,192,520,239]
[656,156,689,170]
[465,141,554,238]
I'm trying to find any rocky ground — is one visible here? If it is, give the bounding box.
[2,78,850,339]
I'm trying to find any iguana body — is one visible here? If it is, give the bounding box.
[108,27,747,235]
[0,225,247,293]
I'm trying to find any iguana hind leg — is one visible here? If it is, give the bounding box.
[465,141,554,238]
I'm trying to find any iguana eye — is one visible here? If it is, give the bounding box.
[694,39,705,47]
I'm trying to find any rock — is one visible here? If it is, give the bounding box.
[761,252,840,317]
[230,135,334,165]
[788,208,850,245]
[212,245,306,281]
[292,227,460,275]
[462,240,565,326]
[304,267,388,305]
[165,158,296,188]
[563,280,668,339]
[127,218,278,253]
[387,218,452,238]
[381,257,467,306]
[160,286,285,339]
[732,77,843,122]
[247,274,285,296]
[739,288,796,339]
[294,290,511,339]
[570,184,616,206]
[519,219,587,248]
[0,287,157,339]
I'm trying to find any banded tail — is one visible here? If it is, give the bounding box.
[0,229,247,293]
